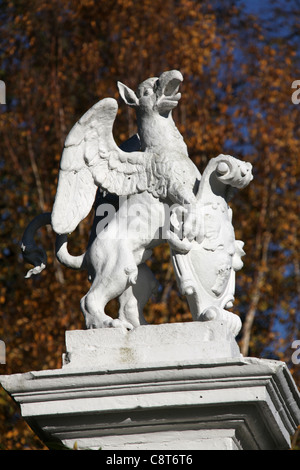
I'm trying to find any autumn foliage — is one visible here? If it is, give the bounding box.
[0,0,300,449]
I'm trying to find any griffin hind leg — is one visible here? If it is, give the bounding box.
[81,267,137,330]
[118,263,159,328]
[80,291,114,329]
[81,288,133,329]
[81,237,141,329]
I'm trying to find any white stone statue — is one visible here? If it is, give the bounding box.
[21,70,252,335]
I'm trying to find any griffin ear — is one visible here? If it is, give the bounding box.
[117,81,139,107]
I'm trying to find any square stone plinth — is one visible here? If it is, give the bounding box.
[62,321,241,370]
[1,322,300,450]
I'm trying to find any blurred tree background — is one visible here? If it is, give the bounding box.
[0,0,299,449]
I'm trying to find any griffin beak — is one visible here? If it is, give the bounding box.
[155,70,183,97]
[155,70,183,111]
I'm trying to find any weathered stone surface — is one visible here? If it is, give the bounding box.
[62,321,241,370]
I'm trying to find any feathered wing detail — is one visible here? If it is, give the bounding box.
[51,98,156,235]
[84,99,151,197]
[51,166,97,235]
[51,104,98,235]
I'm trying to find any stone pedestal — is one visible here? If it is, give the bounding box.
[1,321,300,450]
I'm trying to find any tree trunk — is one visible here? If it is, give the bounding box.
[240,232,271,356]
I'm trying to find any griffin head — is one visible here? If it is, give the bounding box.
[117,70,183,116]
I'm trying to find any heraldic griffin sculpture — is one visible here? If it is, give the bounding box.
[21,70,253,336]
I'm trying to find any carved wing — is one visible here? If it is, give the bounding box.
[51,98,151,235]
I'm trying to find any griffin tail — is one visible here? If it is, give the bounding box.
[55,234,86,270]
[21,212,51,278]
[21,212,86,277]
